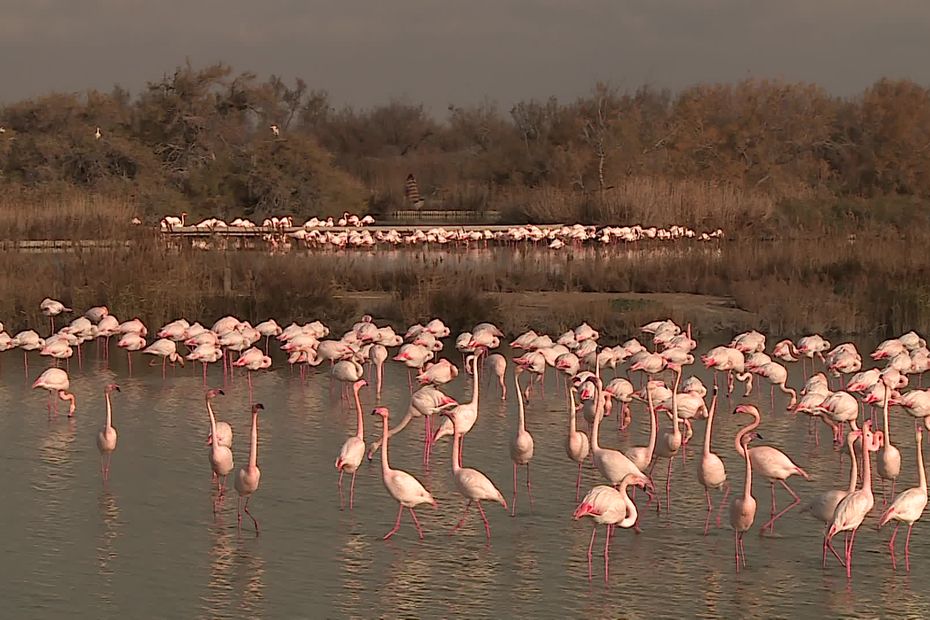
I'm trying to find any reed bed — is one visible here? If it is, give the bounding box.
[0,236,926,340]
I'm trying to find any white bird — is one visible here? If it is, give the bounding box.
[335,380,368,510]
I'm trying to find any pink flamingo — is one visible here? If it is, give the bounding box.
[730,429,760,572]
[143,338,184,379]
[372,406,436,540]
[431,354,480,464]
[335,380,367,510]
[366,385,458,464]
[369,344,388,399]
[235,403,264,534]
[566,386,590,500]
[442,407,507,544]
[734,404,809,534]
[232,347,271,399]
[510,369,535,515]
[40,298,71,334]
[207,388,234,508]
[96,383,121,480]
[117,332,145,376]
[486,353,507,400]
[877,380,902,503]
[32,368,76,416]
[651,363,684,512]
[697,387,727,534]
[802,429,862,567]
[879,426,928,572]
[825,420,881,578]
[572,473,650,582]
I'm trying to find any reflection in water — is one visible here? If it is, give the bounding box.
[200,521,266,620]
[336,531,372,617]
[96,492,121,608]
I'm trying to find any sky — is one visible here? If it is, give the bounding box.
[1,1,929,116]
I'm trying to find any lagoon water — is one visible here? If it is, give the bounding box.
[1,345,928,619]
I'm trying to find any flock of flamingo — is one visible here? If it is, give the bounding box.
[157,211,726,250]
[8,297,930,581]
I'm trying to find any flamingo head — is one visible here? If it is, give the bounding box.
[353,379,368,391]
[251,403,265,415]
[740,431,763,447]
[206,388,225,400]
[733,403,759,417]
[105,383,121,395]
[371,406,390,419]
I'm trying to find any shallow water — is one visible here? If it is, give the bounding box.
[2,345,928,619]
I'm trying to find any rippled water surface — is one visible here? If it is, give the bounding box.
[2,346,929,619]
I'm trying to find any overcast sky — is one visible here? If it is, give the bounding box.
[2,1,929,115]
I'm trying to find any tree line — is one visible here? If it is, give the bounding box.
[2,62,929,230]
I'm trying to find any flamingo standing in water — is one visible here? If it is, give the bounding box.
[40,298,71,334]
[730,429,760,572]
[372,406,436,540]
[32,368,76,416]
[335,379,367,510]
[205,388,232,452]
[879,426,928,572]
[96,383,120,480]
[143,338,184,379]
[696,387,727,534]
[235,403,264,534]
[734,404,809,534]
[510,369,535,515]
[432,354,481,464]
[826,420,881,578]
[117,332,146,376]
[652,363,684,512]
[368,343,388,399]
[877,379,902,503]
[486,353,507,400]
[442,408,507,544]
[207,389,234,509]
[566,386,590,500]
[572,473,650,582]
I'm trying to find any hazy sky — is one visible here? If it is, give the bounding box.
[2,1,929,115]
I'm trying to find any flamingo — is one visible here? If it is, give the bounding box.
[879,426,928,572]
[877,378,902,503]
[486,353,507,400]
[755,362,797,409]
[40,298,71,333]
[826,420,881,578]
[441,408,507,544]
[566,386,590,500]
[802,429,862,567]
[372,406,436,540]
[207,389,234,506]
[623,382,658,481]
[510,369,535,515]
[335,380,367,510]
[369,343,388,399]
[590,377,650,490]
[117,332,145,375]
[417,359,458,386]
[233,403,264,533]
[652,363,684,512]
[733,404,810,534]
[96,384,120,480]
[432,354,480,463]
[697,387,727,534]
[13,330,45,376]
[730,430,760,572]
[32,368,76,416]
[572,473,650,582]
[367,386,458,462]
[143,338,184,378]
[232,347,271,398]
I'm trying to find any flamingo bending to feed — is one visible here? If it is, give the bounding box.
[32,368,76,416]
[696,387,727,534]
[734,404,810,534]
[566,386,590,500]
[442,407,507,544]
[96,383,121,480]
[879,426,928,572]
[143,338,185,378]
[372,406,436,540]
[573,473,650,582]
[335,380,368,510]
[510,369,535,515]
[730,429,760,572]
[825,420,881,578]
[235,403,264,534]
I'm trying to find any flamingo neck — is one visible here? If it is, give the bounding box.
[619,480,638,527]
[568,390,578,435]
[734,413,760,457]
[882,391,893,447]
[380,415,391,474]
[743,440,753,500]
[207,399,217,437]
[703,392,718,456]
[671,366,682,436]
[105,392,113,430]
[645,385,657,458]
[450,429,462,474]
[515,372,526,432]
[861,431,874,494]
[470,355,479,405]
[353,387,364,439]
[249,412,258,469]
[61,391,76,416]
[919,434,927,492]
[846,435,859,495]
[591,392,602,451]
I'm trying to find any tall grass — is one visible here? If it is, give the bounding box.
[0,238,927,339]
[0,187,142,240]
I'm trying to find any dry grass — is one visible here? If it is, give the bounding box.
[0,187,142,240]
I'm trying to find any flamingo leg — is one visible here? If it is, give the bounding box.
[349,472,357,510]
[586,526,596,582]
[526,463,534,509]
[734,530,741,572]
[889,522,899,570]
[243,496,259,534]
[603,524,612,583]
[703,489,713,535]
[451,500,472,532]
[383,504,404,540]
[476,500,492,544]
[512,463,518,517]
[905,523,913,572]
[717,484,730,527]
[761,479,802,534]
[408,508,424,539]
[337,469,345,510]
[846,528,858,578]
[575,462,583,501]
[665,457,674,513]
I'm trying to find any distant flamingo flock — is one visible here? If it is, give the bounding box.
[8,298,930,581]
[157,211,726,250]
